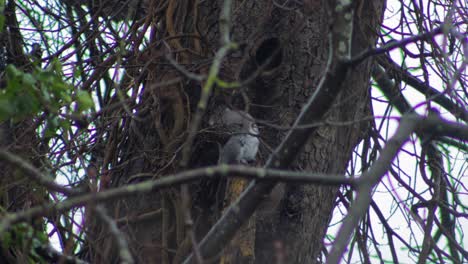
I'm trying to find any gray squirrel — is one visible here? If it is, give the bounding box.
[210,108,260,165]
[209,108,282,218]
[220,109,259,165]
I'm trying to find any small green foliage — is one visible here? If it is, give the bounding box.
[215,78,240,89]
[76,90,94,112]
[2,228,12,247]
[0,0,4,33]
[0,60,94,135]
[1,222,49,263]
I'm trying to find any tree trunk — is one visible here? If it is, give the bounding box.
[255,1,387,262]
[90,0,386,263]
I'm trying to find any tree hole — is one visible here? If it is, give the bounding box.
[254,37,283,72]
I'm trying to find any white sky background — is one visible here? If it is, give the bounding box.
[15,0,466,261]
[326,0,467,263]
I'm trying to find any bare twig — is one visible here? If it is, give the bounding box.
[372,63,468,140]
[35,244,89,264]
[177,1,236,262]
[417,144,442,264]
[349,26,445,65]
[94,205,134,264]
[377,55,468,123]
[0,149,82,196]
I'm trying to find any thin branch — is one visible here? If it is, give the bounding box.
[179,0,236,170]
[436,137,468,152]
[433,217,468,260]
[373,63,468,140]
[0,149,83,196]
[177,0,236,261]
[35,244,89,264]
[370,201,400,263]
[417,143,443,264]
[349,26,444,65]
[165,53,204,81]
[377,55,468,123]
[372,64,412,113]
[94,205,134,264]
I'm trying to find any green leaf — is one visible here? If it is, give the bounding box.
[21,94,40,112]
[50,58,62,73]
[61,91,72,103]
[76,90,94,111]
[5,64,21,79]
[44,118,59,138]
[0,97,13,120]
[1,231,12,247]
[59,119,71,131]
[0,16,5,33]
[73,67,82,78]
[22,73,37,88]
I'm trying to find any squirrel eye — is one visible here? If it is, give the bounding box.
[250,123,259,133]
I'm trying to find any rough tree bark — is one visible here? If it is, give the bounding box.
[89,0,386,263]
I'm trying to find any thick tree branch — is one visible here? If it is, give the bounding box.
[415,115,468,141]
[0,165,354,234]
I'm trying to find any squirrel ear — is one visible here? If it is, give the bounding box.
[216,142,223,164]
[248,122,259,135]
